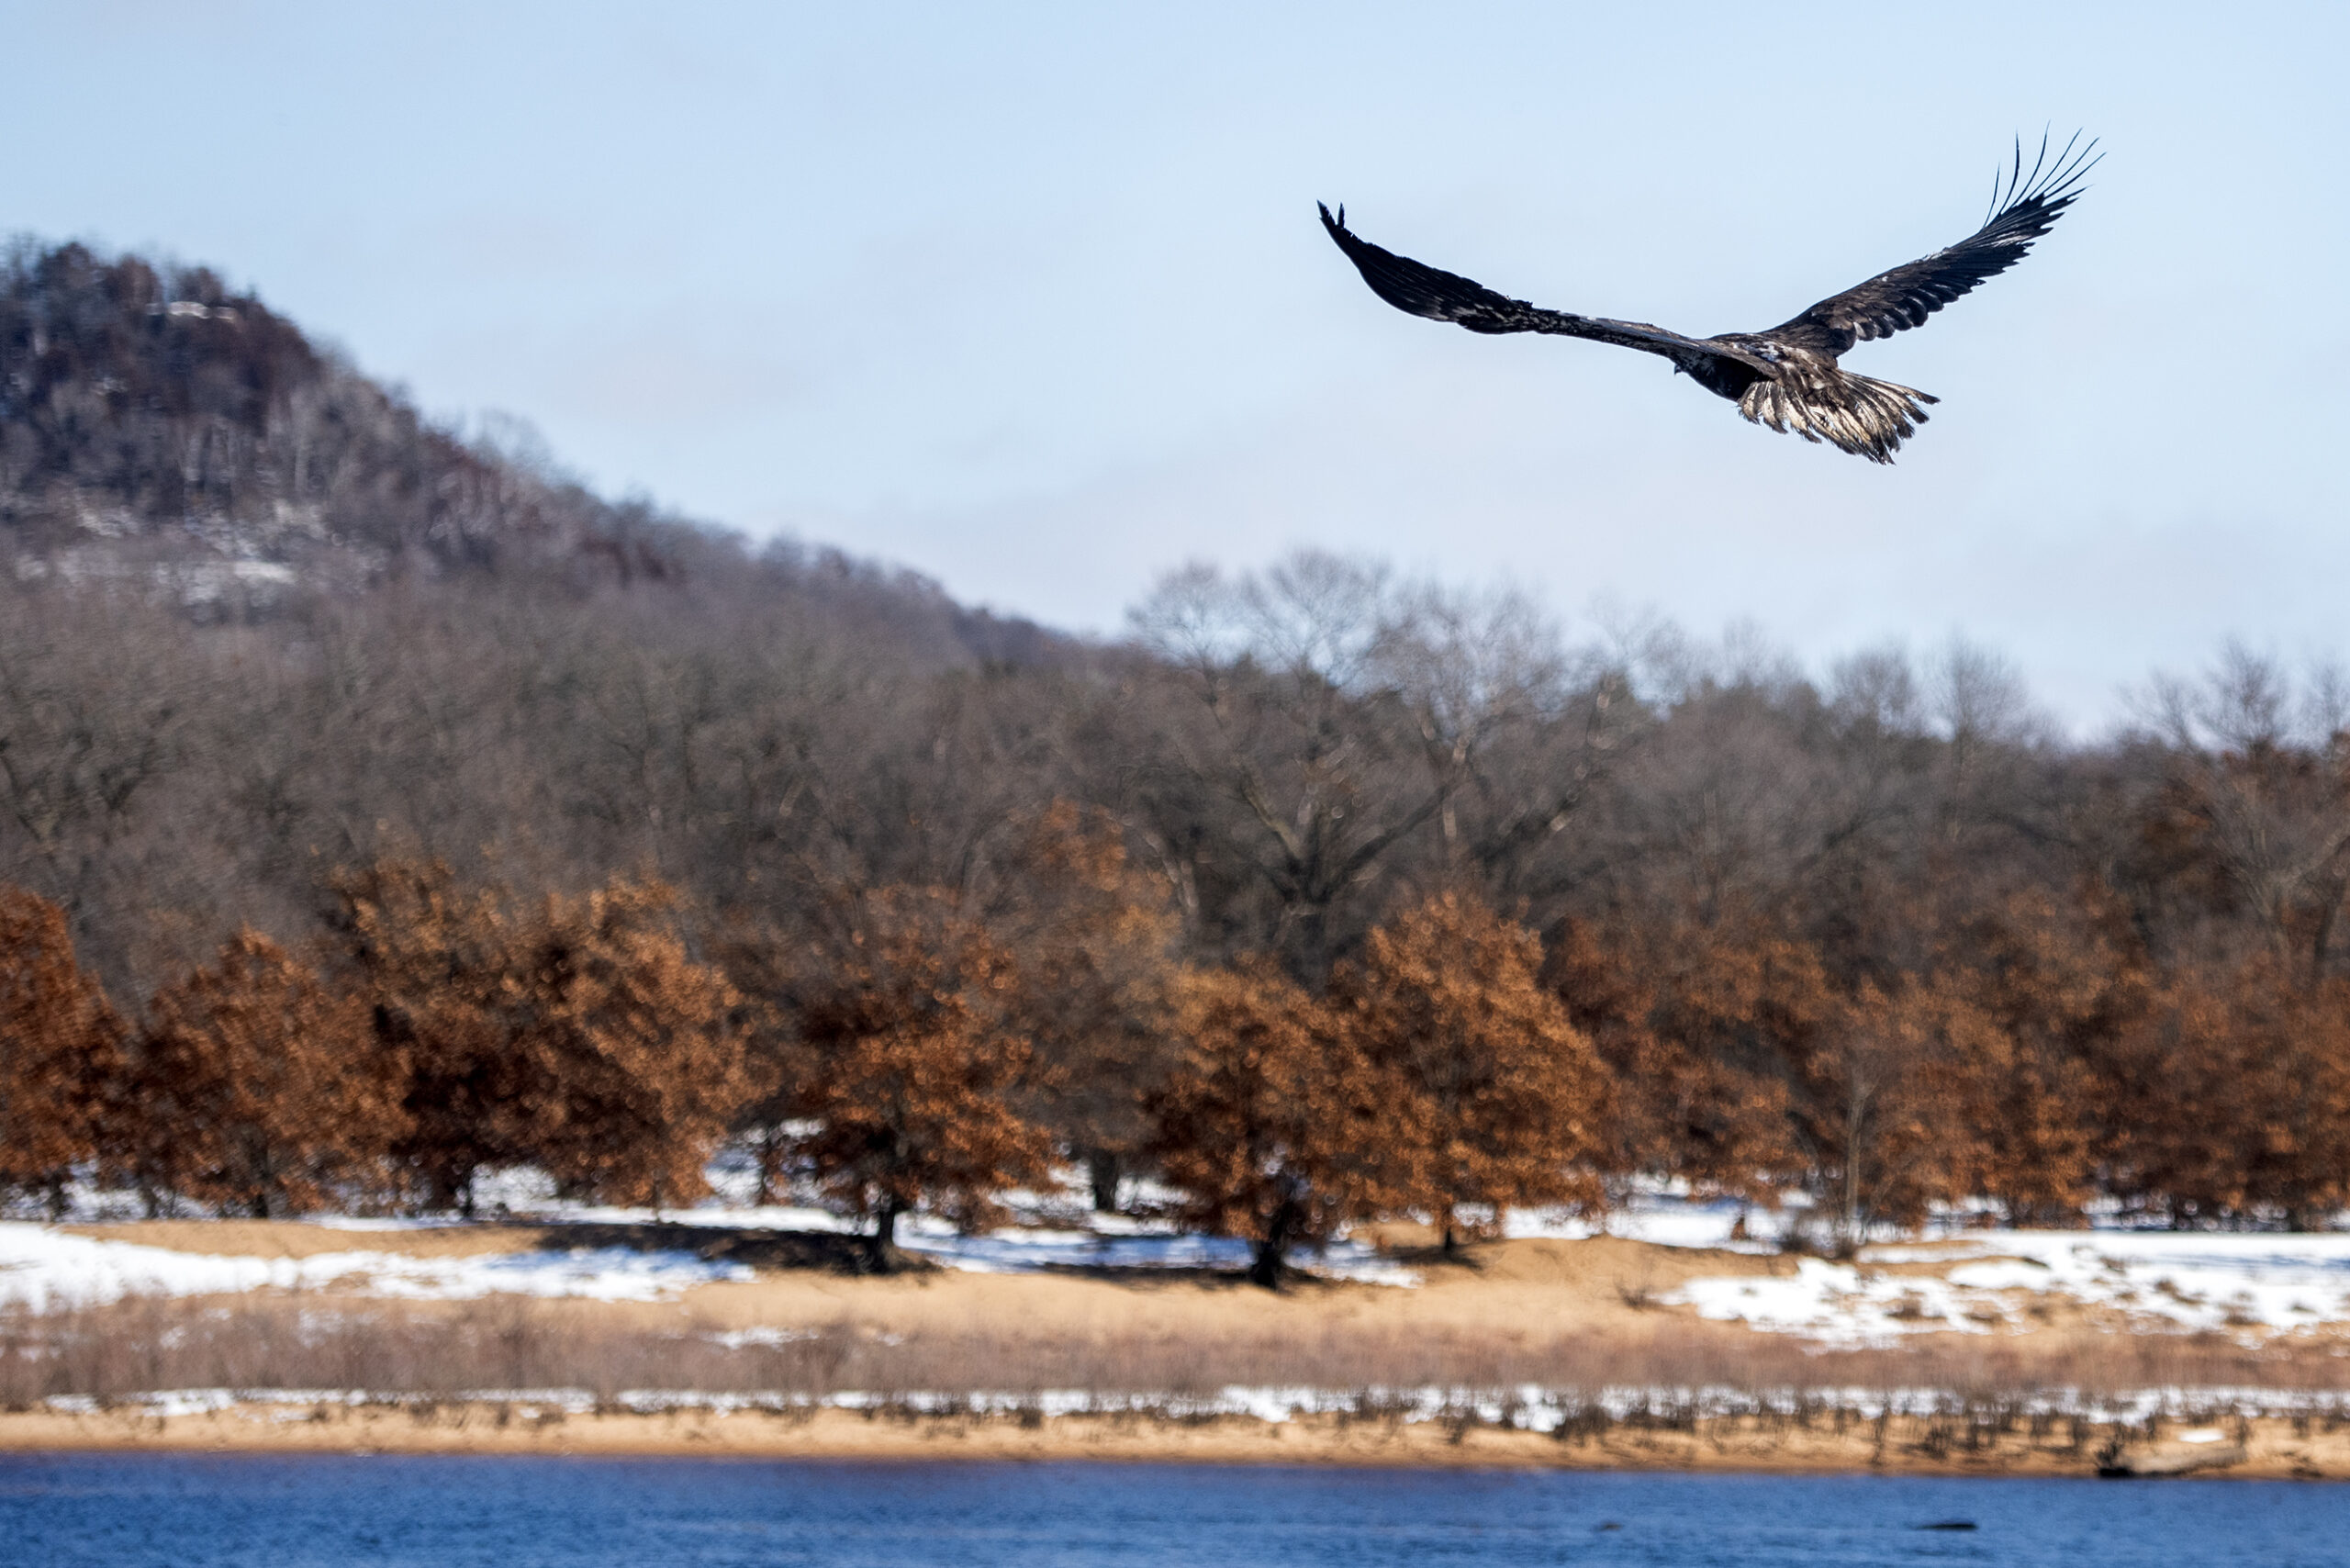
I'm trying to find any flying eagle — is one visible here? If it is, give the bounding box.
[1320,134,2097,463]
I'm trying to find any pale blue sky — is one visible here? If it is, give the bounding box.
[6,2,2344,723]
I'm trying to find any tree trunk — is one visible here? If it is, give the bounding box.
[753,1126,786,1206]
[1250,1199,1300,1289]
[867,1197,905,1274]
[1085,1148,1122,1214]
[1840,1070,1871,1257]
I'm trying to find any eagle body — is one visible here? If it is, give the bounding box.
[1320,135,2094,463]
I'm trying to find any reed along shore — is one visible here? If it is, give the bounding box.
[7,1399,2348,1480]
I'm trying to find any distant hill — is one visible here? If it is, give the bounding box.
[0,236,1062,666]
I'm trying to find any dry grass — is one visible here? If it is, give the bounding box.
[15,1224,2350,1457]
[17,1288,2350,1476]
[8,1291,2350,1416]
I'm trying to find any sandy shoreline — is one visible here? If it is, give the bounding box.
[5,1404,2344,1479]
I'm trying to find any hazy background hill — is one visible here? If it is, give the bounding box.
[1,238,1058,662]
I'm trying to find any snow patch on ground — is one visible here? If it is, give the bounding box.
[1498,1190,2350,1346]
[894,1217,1416,1284]
[1504,1193,1782,1253]
[0,1170,1416,1306]
[1669,1230,2350,1346]
[0,1226,753,1310]
[9,1176,2343,1336]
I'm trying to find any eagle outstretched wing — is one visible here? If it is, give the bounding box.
[1318,133,2092,464]
[1316,203,1771,377]
[1763,132,2099,355]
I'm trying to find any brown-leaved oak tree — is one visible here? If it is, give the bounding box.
[1146,959,1404,1286]
[790,887,1055,1270]
[135,930,406,1216]
[1336,891,1609,1251]
[0,885,123,1214]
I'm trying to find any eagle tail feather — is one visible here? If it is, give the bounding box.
[1738,368,1938,465]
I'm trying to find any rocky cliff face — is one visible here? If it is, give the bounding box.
[1,238,698,598]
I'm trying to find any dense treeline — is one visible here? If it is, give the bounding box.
[6,561,2349,1262]
[5,238,2350,1260]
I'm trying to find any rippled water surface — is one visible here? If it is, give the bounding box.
[6,1455,2348,1567]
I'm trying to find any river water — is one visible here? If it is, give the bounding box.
[5,1455,2346,1566]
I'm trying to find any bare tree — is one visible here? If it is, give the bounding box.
[2138,644,2350,977]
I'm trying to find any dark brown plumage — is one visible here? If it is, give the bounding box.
[1320,134,2098,463]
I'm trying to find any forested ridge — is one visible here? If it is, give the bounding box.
[6,238,2350,1270]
